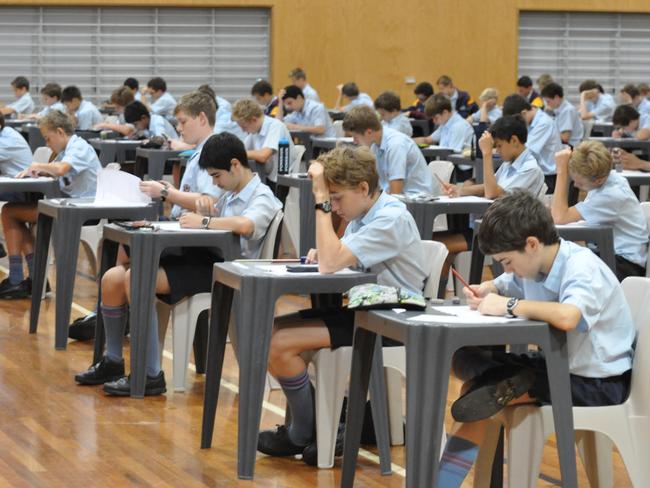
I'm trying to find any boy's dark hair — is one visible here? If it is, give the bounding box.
[613,104,640,127]
[123,101,150,124]
[197,84,219,111]
[147,77,167,92]
[621,83,640,99]
[436,75,453,86]
[489,115,528,144]
[414,82,434,98]
[374,91,401,112]
[40,83,62,99]
[288,68,307,80]
[0,112,4,131]
[502,94,532,116]
[11,76,29,90]
[198,132,250,171]
[516,76,533,88]
[124,77,139,90]
[61,85,82,102]
[342,82,359,97]
[424,94,452,118]
[540,82,564,99]
[579,79,599,93]
[282,85,304,100]
[478,190,560,255]
[251,79,273,96]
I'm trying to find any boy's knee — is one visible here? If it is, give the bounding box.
[101,266,126,293]
[268,329,293,364]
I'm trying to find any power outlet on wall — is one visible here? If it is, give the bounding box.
[404,76,416,85]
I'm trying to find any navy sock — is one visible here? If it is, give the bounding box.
[8,255,23,285]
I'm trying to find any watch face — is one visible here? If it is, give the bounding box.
[322,202,332,212]
[202,216,210,226]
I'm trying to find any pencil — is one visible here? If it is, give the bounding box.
[451,266,478,298]
[434,173,448,188]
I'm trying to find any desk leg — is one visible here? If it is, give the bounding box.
[368,335,392,475]
[93,241,119,364]
[300,186,316,257]
[53,217,82,350]
[29,214,53,333]
[469,233,485,285]
[600,232,617,275]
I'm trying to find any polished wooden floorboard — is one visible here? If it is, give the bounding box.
[0,249,634,487]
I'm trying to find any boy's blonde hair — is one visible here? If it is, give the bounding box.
[174,91,216,127]
[110,86,135,107]
[318,145,379,195]
[231,99,263,122]
[479,88,499,102]
[39,109,74,135]
[569,140,612,179]
[341,105,382,133]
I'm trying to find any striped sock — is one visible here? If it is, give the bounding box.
[437,435,479,488]
[8,255,23,285]
[277,369,314,446]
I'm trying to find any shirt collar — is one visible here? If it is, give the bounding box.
[225,173,261,206]
[258,116,271,136]
[358,191,390,227]
[541,239,569,292]
[511,147,531,169]
[530,107,543,128]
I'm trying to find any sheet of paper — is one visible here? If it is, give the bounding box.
[621,170,650,176]
[151,221,229,233]
[0,176,55,183]
[407,305,523,324]
[426,145,456,151]
[435,196,493,203]
[254,264,358,276]
[85,168,151,207]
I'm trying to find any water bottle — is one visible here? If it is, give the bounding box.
[278,138,291,175]
[613,147,622,172]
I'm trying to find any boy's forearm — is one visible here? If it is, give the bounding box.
[512,300,581,331]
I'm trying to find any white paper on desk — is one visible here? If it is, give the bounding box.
[408,306,523,324]
[0,176,55,183]
[556,220,588,228]
[435,196,493,203]
[255,264,358,276]
[73,167,151,207]
[426,145,456,151]
[151,221,229,233]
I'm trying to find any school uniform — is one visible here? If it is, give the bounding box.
[134,91,142,102]
[75,100,103,130]
[244,115,294,183]
[526,108,563,179]
[145,114,178,139]
[284,99,335,137]
[263,97,279,117]
[0,126,32,177]
[526,90,544,108]
[382,113,413,137]
[150,92,177,118]
[8,92,34,115]
[639,113,650,132]
[55,134,100,198]
[575,171,648,280]
[449,89,479,118]
[372,127,433,195]
[494,148,546,198]
[406,99,427,119]
[37,101,66,117]
[636,98,650,116]
[470,106,503,125]
[302,84,320,103]
[342,93,374,112]
[549,99,584,147]
[586,93,616,122]
[429,112,475,152]
[213,100,247,142]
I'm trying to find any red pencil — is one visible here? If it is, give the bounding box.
[451,267,478,298]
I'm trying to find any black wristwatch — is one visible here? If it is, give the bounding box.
[315,201,332,213]
[506,297,519,318]
[160,186,169,201]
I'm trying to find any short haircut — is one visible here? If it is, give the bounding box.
[147,77,167,92]
[536,74,554,90]
[374,91,401,112]
[341,82,359,98]
[174,91,216,127]
[516,76,533,88]
[0,112,4,131]
[414,82,434,98]
[478,190,560,255]
[231,98,263,122]
[424,94,452,118]
[198,132,249,171]
[123,101,149,124]
[639,83,650,95]
[569,140,612,179]
[61,85,82,102]
[579,79,599,93]
[318,145,379,195]
[478,87,498,102]
[621,83,640,99]
[288,67,307,80]
[110,86,135,107]
[123,77,139,90]
[612,104,640,127]
[251,79,273,97]
[11,76,29,90]
[197,84,219,111]
[282,85,304,100]
[39,109,74,135]
[489,115,528,144]
[502,94,532,116]
[40,83,62,99]
[342,105,382,133]
[541,82,564,99]
[436,75,452,86]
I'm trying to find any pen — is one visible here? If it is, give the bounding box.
[451,266,478,298]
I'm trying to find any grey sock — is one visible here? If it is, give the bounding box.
[101,302,127,362]
[278,369,314,446]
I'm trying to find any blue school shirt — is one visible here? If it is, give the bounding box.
[55,134,100,197]
[575,171,648,267]
[430,112,474,152]
[372,127,433,196]
[341,191,427,294]
[244,115,294,183]
[470,106,503,124]
[586,93,616,122]
[284,99,335,137]
[213,174,282,259]
[147,114,178,139]
[639,113,650,132]
[527,108,562,175]
[8,92,34,115]
[0,126,32,176]
[492,239,635,377]
[494,148,545,197]
[150,92,177,118]
[342,93,374,112]
[550,100,584,147]
[170,137,223,218]
[134,91,142,102]
[37,101,66,117]
[303,84,320,103]
[382,113,413,137]
[637,98,650,116]
[75,100,103,130]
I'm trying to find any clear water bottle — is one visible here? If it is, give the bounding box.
[613,147,622,172]
[278,138,291,175]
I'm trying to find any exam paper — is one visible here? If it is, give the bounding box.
[0,176,55,183]
[435,196,493,203]
[255,264,358,276]
[151,221,229,233]
[72,167,151,207]
[408,306,523,324]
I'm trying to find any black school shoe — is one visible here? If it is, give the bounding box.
[257,425,313,457]
[0,278,31,299]
[0,243,6,259]
[103,371,167,397]
[75,356,125,385]
[302,421,345,467]
[68,314,97,341]
[451,365,536,423]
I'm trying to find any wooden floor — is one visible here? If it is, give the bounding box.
[0,247,634,487]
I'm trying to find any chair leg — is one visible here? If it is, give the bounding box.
[385,367,404,446]
[155,301,171,365]
[473,419,503,488]
[192,310,209,374]
[172,300,193,392]
[505,406,547,488]
[576,430,614,488]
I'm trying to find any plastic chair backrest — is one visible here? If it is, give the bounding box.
[421,240,449,299]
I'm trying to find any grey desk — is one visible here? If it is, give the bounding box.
[620,169,650,187]
[409,118,430,136]
[5,119,31,128]
[588,137,650,156]
[311,137,354,152]
[200,262,383,479]
[447,154,504,183]
[289,129,314,162]
[90,139,142,166]
[0,176,61,198]
[420,146,457,161]
[29,199,159,350]
[405,197,493,239]
[134,148,181,181]
[591,122,614,137]
[328,109,345,121]
[93,224,242,397]
[276,174,314,256]
[340,308,577,488]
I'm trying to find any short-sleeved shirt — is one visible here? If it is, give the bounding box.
[0,126,32,176]
[639,113,650,133]
[372,127,434,195]
[551,99,584,147]
[492,239,635,377]
[382,113,413,137]
[37,101,66,117]
[342,93,374,112]
[636,97,650,116]
[586,94,616,122]
[170,137,223,218]
[150,92,177,118]
[527,108,563,175]
[575,171,648,267]
[244,115,294,183]
[146,114,179,139]
[55,134,100,197]
[470,106,503,124]
[213,173,282,258]
[284,99,335,137]
[430,112,474,152]
[75,100,103,130]
[134,91,142,102]
[341,191,427,294]
[303,84,320,103]
[8,93,34,115]
[494,148,546,197]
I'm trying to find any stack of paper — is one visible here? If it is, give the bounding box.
[72,168,151,207]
